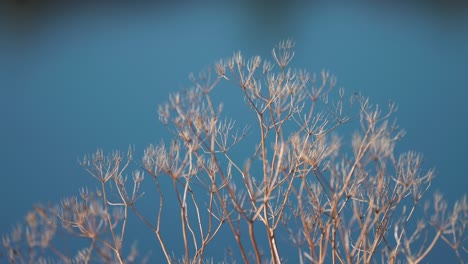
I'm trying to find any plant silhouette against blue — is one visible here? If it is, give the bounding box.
[2,41,467,263]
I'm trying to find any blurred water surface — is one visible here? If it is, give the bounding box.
[1,2,467,262]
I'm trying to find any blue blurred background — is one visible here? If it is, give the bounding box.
[1,1,467,262]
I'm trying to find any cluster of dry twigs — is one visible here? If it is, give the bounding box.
[2,41,467,263]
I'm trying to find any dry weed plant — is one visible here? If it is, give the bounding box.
[2,41,467,263]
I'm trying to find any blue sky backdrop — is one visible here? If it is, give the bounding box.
[0,1,467,262]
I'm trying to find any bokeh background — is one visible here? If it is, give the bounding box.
[1,1,467,262]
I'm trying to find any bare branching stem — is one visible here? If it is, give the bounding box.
[3,41,466,264]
